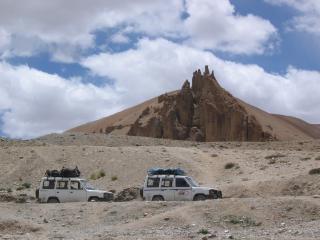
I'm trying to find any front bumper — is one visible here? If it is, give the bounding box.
[208,190,223,199]
[101,192,114,201]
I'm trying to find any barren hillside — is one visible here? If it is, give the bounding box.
[68,67,320,142]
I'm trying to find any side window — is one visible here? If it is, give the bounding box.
[147,178,160,188]
[70,181,82,190]
[56,180,69,189]
[43,180,55,189]
[176,178,190,188]
[161,178,173,188]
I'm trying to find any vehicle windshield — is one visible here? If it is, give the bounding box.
[186,177,199,187]
[80,180,96,190]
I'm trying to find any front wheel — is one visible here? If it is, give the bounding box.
[89,197,99,202]
[193,194,206,201]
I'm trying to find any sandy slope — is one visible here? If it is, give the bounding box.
[68,93,320,141]
[0,133,320,239]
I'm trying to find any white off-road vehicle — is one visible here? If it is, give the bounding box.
[36,177,113,203]
[141,174,222,201]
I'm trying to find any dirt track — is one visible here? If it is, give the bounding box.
[0,133,320,239]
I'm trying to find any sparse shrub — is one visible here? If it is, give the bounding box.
[300,157,311,161]
[211,154,218,157]
[197,228,209,235]
[315,156,320,161]
[111,175,118,181]
[0,188,5,191]
[265,153,286,159]
[16,186,24,191]
[224,162,235,169]
[22,182,31,189]
[7,188,12,193]
[309,168,320,175]
[268,158,276,164]
[90,173,97,180]
[222,215,260,227]
[98,170,106,178]
[90,169,106,180]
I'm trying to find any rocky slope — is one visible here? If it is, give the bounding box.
[68,66,320,141]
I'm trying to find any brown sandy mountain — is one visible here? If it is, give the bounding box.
[68,66,320,141]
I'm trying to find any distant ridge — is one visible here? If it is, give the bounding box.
[68,66,320,141]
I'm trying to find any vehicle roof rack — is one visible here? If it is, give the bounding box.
[147,168,186,176]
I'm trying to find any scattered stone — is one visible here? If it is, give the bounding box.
[114,187,140,202]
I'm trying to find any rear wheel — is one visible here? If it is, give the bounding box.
[193,194,206,201]
[47,198,59,203]
[152,195,164,201]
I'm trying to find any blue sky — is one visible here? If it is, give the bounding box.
[0,0,319,139]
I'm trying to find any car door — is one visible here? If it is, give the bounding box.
[69,180,87,202]
[55,179,71,202]
[144,177,161,201]
[160,177,175,201]
[174,177,192,201]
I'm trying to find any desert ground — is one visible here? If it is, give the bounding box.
[0,133,320,239]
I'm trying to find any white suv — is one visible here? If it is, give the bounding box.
[141,175,222,201]
[36,177,113,203]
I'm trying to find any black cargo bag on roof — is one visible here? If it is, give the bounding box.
[45,169,61,177]
[60,166,80,178]
[147,168,186,176]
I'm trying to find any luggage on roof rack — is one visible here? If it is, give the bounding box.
[147,168,186,176]
[45,166,81,178]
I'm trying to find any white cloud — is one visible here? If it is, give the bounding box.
[0,0,184,60]
[265,0,320,35]
[184,0,278,54]
[82,38,320,124]
[0,0,277,59]
[0,62,122,139]
[1,38,319,138]
[0,28,11,56]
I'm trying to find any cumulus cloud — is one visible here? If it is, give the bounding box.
[184,0,277,54]
[0,0,277,59]
[265,0,320,35]
[0,62,122,139]
[82,38,320,123]
[0,0,184,60]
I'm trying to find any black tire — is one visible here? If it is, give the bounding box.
[193,194,206,201]
[152,195,164,201]
[89,197,99,202]
[47,198,59,203]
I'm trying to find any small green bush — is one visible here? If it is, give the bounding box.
[16,186,24,191]
[265,153,286,159]
[7,188,12,193]
[197,228,209,235]
[22,182,31,189]
[111,176,118,181]
[90,173,97,180]
[224,162,235,169]
[223,215,260,227]
[98,170,106,178]
[315,156,320,161]
[90,169,106,180]
[309,168,320,175]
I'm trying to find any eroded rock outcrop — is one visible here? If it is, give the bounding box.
[128,66,273,141]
